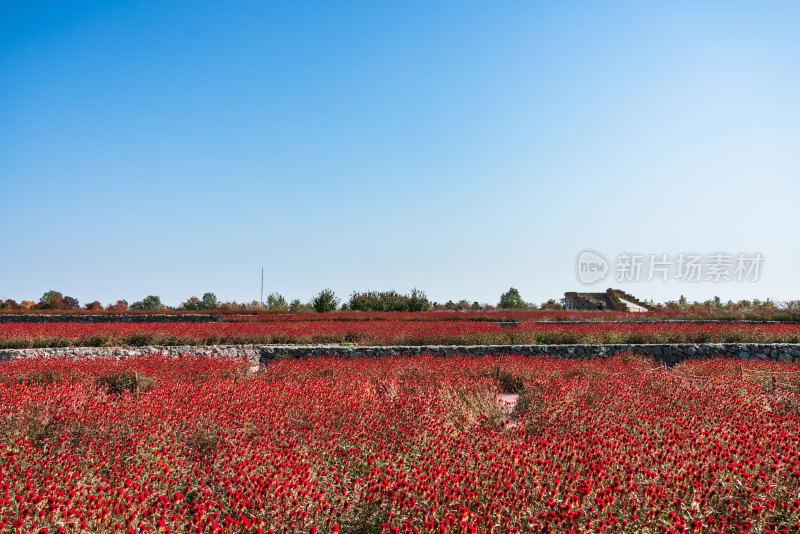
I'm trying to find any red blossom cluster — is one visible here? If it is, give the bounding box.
[0,353,798,533]
[2,321,800,348]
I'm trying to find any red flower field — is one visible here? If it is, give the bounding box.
[1,321,800,348]
[0,353,798,533]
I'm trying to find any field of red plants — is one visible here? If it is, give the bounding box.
[2,321,800,348]
[218,312,635,323]
[3,310,800,323]
[0,353,798,533]
[216,311,800,323]
[0,311,626,322]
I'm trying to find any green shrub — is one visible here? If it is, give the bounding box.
[498,287,525,309]
[181,297,203,310]
[201,292,217,310]
[181,293,217,311]
[348,288,431,312]
[131,295,162,311]
[311,289,339,313]
[266,292,288,311]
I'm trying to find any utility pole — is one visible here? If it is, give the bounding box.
[260,268,264,307]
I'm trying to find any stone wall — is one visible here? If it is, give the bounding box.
[2,343,799,366]
[563,292,608,310]
[506,320,800,324]
[0,314,219,323]
[0,345,260,364]
[259,343,800,366]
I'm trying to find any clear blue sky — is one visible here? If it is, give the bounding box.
[2,1,799,306]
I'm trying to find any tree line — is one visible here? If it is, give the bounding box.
[0,288,796,313]
[0,287,550,313]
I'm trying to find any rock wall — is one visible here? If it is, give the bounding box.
[0,314,219,323]
[1,343,799,366]
[259,343,800,365]
[0,345,260,364]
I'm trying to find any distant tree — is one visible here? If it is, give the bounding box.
[143,295,162,310]
[407,288,431,312]
[498,287,525,309]
[180,293,216,311]
[540,299,565,310]
[216,300,246,312]
[447,299,471,311]
[347,288,431,312]
[131,295,162,311]
[35,290,66,310]
[0,299,19,310]
[266,292,288,311]
[62,296,80,310]
[40,290,62,303]
[106,300,129,312]
[36,294,64,310]
[181,297,203,311]
[84,301,104,311]
[349,291,382,312]
[20,300,36,310]
[201,292,218,310]
[287,299,314,313]
[311,289,339,313]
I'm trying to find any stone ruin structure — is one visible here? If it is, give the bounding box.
[563,288,653,312]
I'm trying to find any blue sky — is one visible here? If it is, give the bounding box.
[1,1,799,307]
